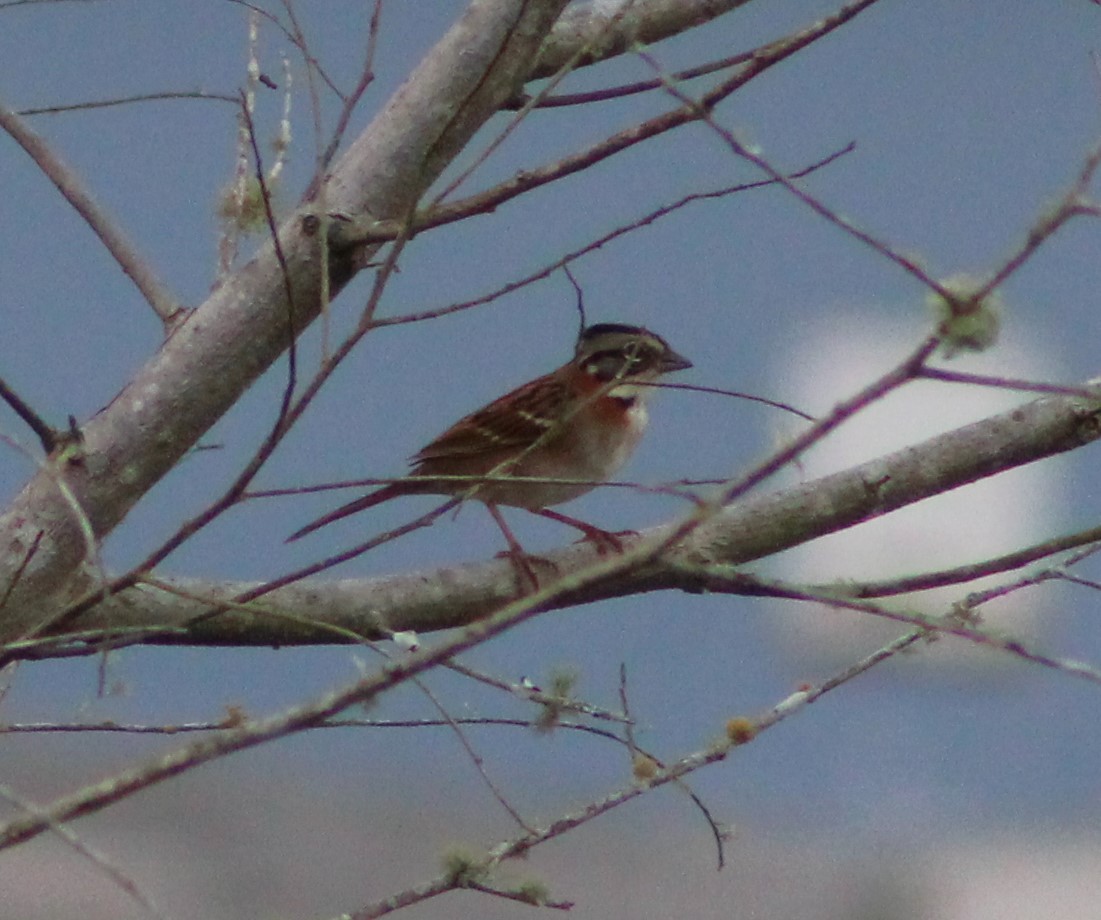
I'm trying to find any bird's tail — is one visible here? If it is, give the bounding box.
[286,484,403,542]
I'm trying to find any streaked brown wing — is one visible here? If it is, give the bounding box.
[410,371,569,462]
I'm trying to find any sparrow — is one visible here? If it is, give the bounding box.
[288,323,692,574]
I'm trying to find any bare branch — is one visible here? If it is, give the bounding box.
[976,140,1101,298]
[0,374,57,452]
[958,541,1101,610]
[0,0,572,644]
[429,0,643,207]
[338,0,878,248]
[0,715,624,738]
[0,785,166,917]
[504,47,756,109]
[637,47,953,299]
[533,0,755,77]
[348,626,923,919]
[370,143,855,328]
[0,531,684,849]
[0,97,184,327]
[16,90,239,114]
[680,573,1101,687]
[818,524,1101,599]
[311,0,382,182]
[224,0,346,98]
[917,366,1096,397]
[19,381,1099,654]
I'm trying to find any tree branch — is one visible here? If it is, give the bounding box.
[0,97,184,327]
[23,385,1100,653]
[0,0,571,644]
[533,0,754,77]
[332,0,881,247]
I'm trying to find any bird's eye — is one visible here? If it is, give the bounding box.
[582,339,660,380]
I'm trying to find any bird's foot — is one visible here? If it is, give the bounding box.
[494,548,557,593]
[573,526,638,556]
[536,508,636,556]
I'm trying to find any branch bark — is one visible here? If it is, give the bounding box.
[0,0,895,647]
[534,0,754,77]
[32,388,1100,653]
[0,0,571,643]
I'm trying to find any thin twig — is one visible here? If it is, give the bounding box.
[224,0,345,97]
[643,380,816,421]
[240,90,299,422]
[309,0,382,190]
[0,97,183,327]
[820,523,1101,598]
[502,48,758,109]
[618,663,727,868]
[917,366,1096,398]
[428,0,640,208]
[646,336,940,560]
[245,474,693,500]
[636,47,952,299]
[369,142,855,327]
[0,784,167,920]
[444,659,631,723]
[0,715,621,738]
[976,141,1101,299]
[462,880,573,911]
[0,375,57,452]
[957,541,1101,610]
[673,566,1101,686]
[361,631,536,834]
[17,90,239,115]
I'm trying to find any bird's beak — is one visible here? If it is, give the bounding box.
[661,348,693,373]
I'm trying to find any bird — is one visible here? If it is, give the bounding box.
[288,322,692,580]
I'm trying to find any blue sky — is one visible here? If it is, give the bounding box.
[3,2,1101,917]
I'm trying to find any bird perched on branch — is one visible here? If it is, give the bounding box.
[288,323,692,584]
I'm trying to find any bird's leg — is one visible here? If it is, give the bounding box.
[534,508,635,556]
[486,504,544,592]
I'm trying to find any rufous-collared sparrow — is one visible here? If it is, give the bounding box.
[288,323,692,575]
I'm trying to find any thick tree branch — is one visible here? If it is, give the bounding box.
[533,0,754,77]
[0,0,571,643]
[335,0,880,246]
[24,387,1100,654]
